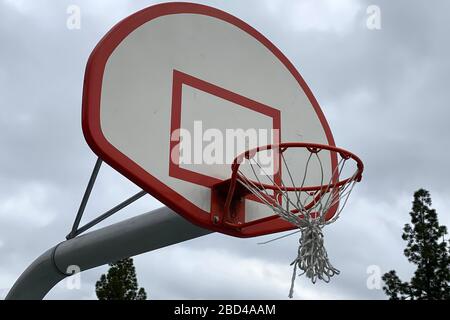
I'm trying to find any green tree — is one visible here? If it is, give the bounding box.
[382,189,450,300]
[96,257,147,300]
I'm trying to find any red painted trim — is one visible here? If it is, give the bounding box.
[82,2,337,237]
[169,69,281,187]
[169,70,281,226]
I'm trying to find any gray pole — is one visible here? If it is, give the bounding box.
[6,206,212,300]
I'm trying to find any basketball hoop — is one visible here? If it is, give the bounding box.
[223,142,364,297]
[79,1,365,298]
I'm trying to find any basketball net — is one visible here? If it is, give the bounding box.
[231,143,363,298]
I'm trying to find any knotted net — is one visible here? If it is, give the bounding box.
[230,143,363,298]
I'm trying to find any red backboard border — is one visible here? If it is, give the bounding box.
[82,2,337,237]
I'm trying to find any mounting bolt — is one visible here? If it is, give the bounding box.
[213,215,220,224]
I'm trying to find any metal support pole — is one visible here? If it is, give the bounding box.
[6,206,212,300]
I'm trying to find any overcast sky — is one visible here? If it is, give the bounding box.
[1,0,449,300]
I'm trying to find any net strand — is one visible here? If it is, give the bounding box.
[235,146,360,298]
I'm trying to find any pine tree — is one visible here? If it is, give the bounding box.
[382,189,450,300]
[95,257,147,300]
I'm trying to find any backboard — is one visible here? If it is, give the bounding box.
[82,3,338,237]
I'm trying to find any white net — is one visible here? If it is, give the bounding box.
[233,144,362,298]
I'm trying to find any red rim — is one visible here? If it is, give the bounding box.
[232,142,364,191]
[223,142,364,226]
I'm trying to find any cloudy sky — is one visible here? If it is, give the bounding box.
[1,0,449,300]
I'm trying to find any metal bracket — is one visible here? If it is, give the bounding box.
[66,158,147,239]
